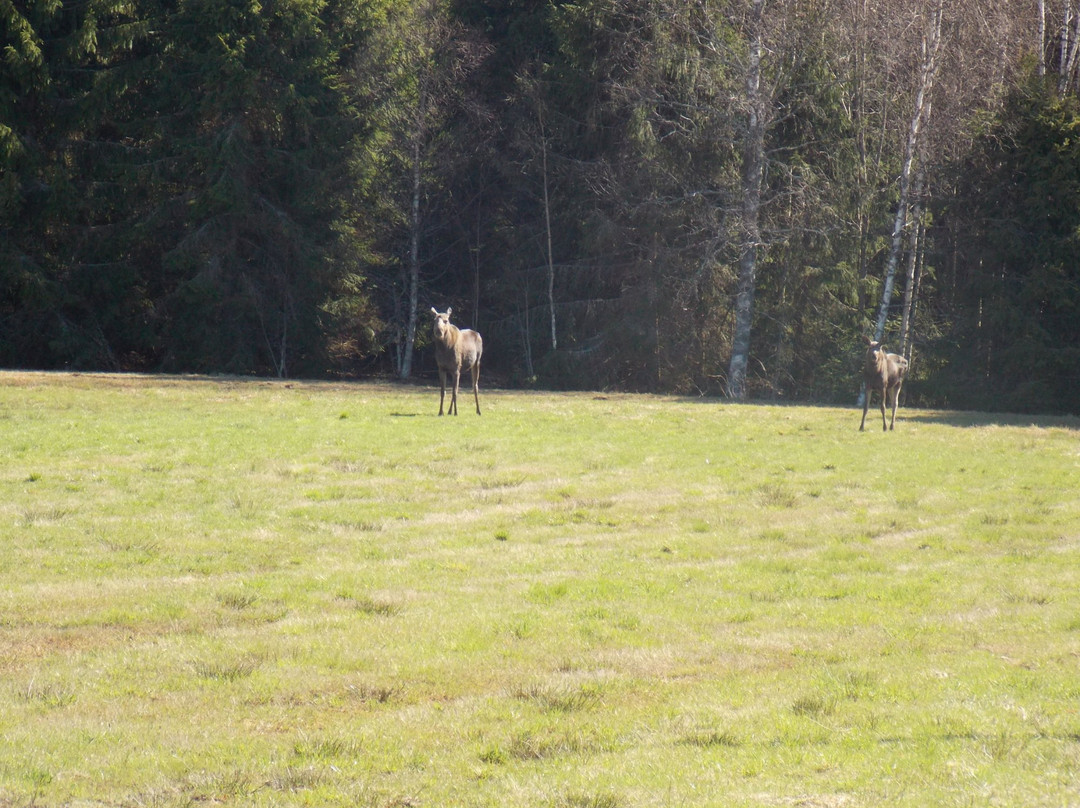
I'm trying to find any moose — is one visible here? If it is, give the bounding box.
[430,307,483,416]
[860,336,908,432]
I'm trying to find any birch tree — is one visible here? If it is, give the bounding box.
[1038,0,1047,75]
[527,77,558,352]
[899,169,925,360]
[727,0,766,400]
[727,0,838,399]
[871,0,943,344]
[352,0,483,378]
[1059,0,1080,94]
[1037,0,1080,95]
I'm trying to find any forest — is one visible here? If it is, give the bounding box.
[2,0,1079,414]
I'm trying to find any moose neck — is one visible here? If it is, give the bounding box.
[437,324,459,347]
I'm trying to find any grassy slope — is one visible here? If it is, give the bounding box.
[1,372,1078,807]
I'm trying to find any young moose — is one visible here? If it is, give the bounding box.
[860,336,908,432]
[430,307,483,416]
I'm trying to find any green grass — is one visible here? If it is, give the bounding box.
[1,371,1078,807]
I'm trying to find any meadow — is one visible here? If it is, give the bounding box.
[1,371,1078,808]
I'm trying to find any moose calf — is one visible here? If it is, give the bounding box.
[860,336,908,432]
[430,307,483,416]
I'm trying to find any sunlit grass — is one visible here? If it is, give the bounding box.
[1,371,1078,806]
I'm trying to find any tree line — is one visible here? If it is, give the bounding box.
[3,0,1079,414]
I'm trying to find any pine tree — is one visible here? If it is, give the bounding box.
[1,0,153,367]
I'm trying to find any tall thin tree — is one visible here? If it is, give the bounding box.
[537,95,558,351]
[351,0,483,378]
[872,0,943,343]
[728,0,766,399]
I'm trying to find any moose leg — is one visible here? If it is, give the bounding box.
[451,368,461,415]
[860,388,870,431]
[879,386,888,432]
[471,363,481,415]
[888,383,901,430]
[438,369,447,416]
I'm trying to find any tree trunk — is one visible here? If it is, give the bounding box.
[873,0,942,343]
[899,168,925,359]
[727,0,765,400]
[520,286,535,380]
[853,0,870,314]
[1038,0,1047,76]
[902,220,925,365]
[1060,0,1080,95]
[400,126,423,379]
[473,201,481,330]
[539,103,557,351]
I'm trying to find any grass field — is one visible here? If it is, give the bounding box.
[1,370,1078,808]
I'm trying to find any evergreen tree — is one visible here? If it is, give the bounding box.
[141,0,365,376]
[1,0,149,368]
[934,74,1080,414]
[1,0,378,375]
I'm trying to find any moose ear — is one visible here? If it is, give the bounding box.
[446,307,452,318]
[431,307,439,316]
[863,335,872,345]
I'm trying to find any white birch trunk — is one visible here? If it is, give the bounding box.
[1061,0,1075,94]
[899,168,925,359]
[1062,0,1080,95]
[873,1,942,343]
[727,0,765,400]
[1060,0,1070,83]
[1038,0,1047,76]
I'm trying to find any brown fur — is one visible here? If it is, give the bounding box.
[430,307,483,416]
[860,336,908,431]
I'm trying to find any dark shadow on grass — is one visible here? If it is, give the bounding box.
[905,409,1080,430]
[667,392,1080,430]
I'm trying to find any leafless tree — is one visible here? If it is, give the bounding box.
[727,0,766,400]
[352,0,488,379]
[872,0,943,344]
